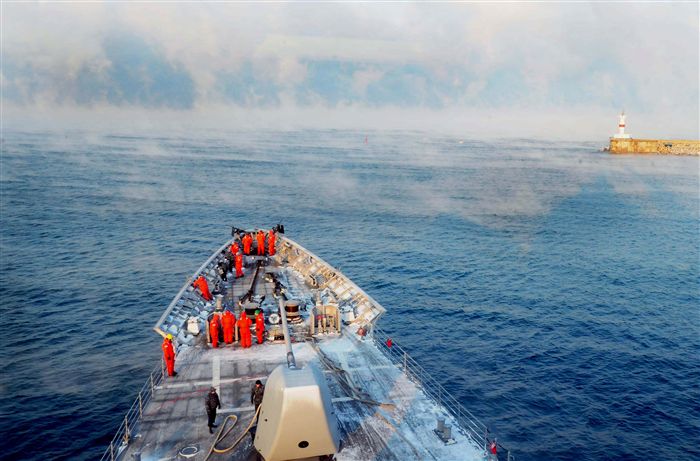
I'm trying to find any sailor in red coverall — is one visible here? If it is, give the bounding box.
[255,310,265,344]
[234,252,244,278]
[242,233,253,255]
[237,312,252,348]
[222,310,235,344]
[256,230,265,256]
[209,315,221,348]
[230,242,240,255]
[162,334,177,377]
[193,276,212,301]
[267,229,276,256]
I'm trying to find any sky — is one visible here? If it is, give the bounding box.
[2,2,699,140]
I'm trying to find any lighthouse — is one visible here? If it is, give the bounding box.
[613,111,631,139]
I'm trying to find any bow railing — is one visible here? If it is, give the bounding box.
[99,360,165,461]
[371,326,513,461]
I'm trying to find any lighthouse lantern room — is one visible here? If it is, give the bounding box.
[613,112,631,139]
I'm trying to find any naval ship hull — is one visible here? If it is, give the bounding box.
[101,231,511,461]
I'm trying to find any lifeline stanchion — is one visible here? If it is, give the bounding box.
[123,415,130,445]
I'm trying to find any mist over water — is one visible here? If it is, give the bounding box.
[0,130,698,461]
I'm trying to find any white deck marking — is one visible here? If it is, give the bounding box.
[219,405,255,413]
[212,356,221,393]
[219,396,356,413]
[156,374,270,390]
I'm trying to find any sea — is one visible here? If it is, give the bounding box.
[0,130,698,461]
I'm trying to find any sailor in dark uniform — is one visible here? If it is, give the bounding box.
[217,260,228,281]
[205,387,221,434]
[251,380,265,412]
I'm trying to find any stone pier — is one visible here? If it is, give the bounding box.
[608,138,700,155]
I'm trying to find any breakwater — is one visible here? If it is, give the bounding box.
[608,138,700,155]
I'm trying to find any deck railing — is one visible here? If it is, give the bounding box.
[372,326,513,461]
[99,360,165,461]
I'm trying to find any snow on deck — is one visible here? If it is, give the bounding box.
[319,334,484,461]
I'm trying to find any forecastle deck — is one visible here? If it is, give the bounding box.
[101,233,511,461]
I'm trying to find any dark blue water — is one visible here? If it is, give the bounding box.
[1,131,698,461]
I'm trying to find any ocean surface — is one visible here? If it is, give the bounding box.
[0,130,698,461]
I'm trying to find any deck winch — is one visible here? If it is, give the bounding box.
[284,299,300,316]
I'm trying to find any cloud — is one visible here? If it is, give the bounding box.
[255,34,423,64]
[2,2,698,138]
[85,34,195,109]
[352,68,386,96]
[2,15,196,109]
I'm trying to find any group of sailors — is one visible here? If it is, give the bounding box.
[217,229,277,281]
[207,308,266,349]
[161,305,269,378]
[162,306,269,435]
[161,229,278,378]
